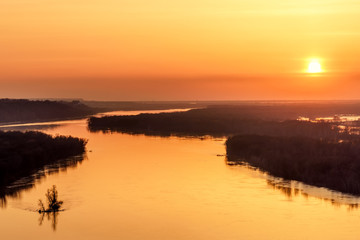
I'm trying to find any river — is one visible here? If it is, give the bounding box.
[1,109,360,240]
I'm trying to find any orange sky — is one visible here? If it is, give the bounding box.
[1,0,360,100]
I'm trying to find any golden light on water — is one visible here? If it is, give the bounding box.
[307,59,322,73]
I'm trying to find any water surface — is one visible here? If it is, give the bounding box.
[1,110,360,240]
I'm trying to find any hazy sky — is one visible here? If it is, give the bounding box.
[1,0,360,100]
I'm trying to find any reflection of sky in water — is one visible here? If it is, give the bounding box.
[2,109,360,239]
[315,115,360,122]
[38,210,60,231]
[266,177,360,209]
[3,109,360,209]
[297,114,360,135]
[0,154,86,209]
[93,108,192,117]
[0,108,192,132]
[298,114,360,122]
[0,124,62,131]
[0,120,85,131]
[226,160,360,208]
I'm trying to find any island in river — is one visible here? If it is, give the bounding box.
[87,105,352,139]
[87,104,360,195]
[0,131,87,188]
[226,135,360,195]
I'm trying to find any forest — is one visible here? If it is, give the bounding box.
[226,135,360,195]
[0,131,87,187]
[0,99,97,124]
[87,107,349,139]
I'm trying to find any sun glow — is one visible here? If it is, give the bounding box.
[307,60,322,73]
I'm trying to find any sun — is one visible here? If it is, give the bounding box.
[307,59,322,73]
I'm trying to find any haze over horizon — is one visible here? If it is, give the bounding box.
[1,0,360,100]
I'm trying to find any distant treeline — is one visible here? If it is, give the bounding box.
[0,99,97,124]
[87,107,346,139]
[84,100,204,111]
[205,103,360,121]
[0,131,87,187]
[226,135,360,195]
[86,100,360,119]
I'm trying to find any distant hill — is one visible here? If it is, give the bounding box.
[0,99,97,124]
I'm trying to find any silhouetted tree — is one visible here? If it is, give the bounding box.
[38,185,63,212]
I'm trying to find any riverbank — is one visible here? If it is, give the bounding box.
[0,131,87,187]
[226,135,360,195]
[87,107,346,139]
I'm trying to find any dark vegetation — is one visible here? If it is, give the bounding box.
[226,135,360,195]
[0,154,85,209]
[88,107,347,139]
[3,100,360,196]
[4,99,360,124]
[204,101,360,120]
[84,100,360,118]
[38,185,63,212]
[0,99,97,124]
[0,131,87,187]
[38,185,63,231]
[88,103,360,195]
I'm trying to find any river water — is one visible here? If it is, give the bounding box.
[1,109,360,240]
